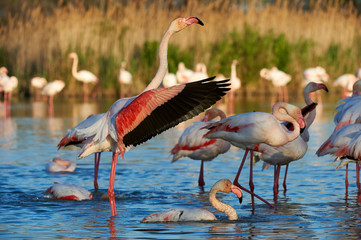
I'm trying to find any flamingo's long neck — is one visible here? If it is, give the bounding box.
[231,63,237,80]
[143,30,173,92]
[273,103,301,143]
[304,90,316,128]
[71,56,79,79]
[209,187,238,220]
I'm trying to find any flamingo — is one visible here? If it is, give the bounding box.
[333,80,361,131]
[203,102,308,210]
[0,66,9,98]
[118,61,132,98]
[260,67,291,104]
[303,66,329,103]
[162,71,177,88]
[68,52,98,102]
[227,60,241,115]
[45,157,76,172]
[41,80,65,109]
[141,179,243,222]
[176,62,194,84]
[58,16,231,217]
[2,76,18,104]
[253,82,328,198]
[188,63,208,83]
[31,77,47,101]
[333,74,357,99]
[45,183,92,201]
[171,108,231,187]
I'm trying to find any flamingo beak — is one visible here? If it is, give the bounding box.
[231,184,243,205]
[185,16,204,26]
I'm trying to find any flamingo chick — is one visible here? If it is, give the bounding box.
[171,108,231,187]
[141,179,242,222]
[45,183,92,201]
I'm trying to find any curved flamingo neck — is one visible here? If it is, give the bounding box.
[71,55,79,79]
[143,30,173,92]
[231,63,237,80]
[209,185,238,220]
[303,90,316,128]
[272,103,301,142]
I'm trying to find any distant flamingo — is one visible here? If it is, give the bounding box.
[2,76,18,104]
[45,157,76,172]
[203,102,307,210]
[31,77,47,101]
[333,74,357,99]
[176,62,194,84]
[171,108,231,187]
[68,52,98,102]
[162,71,177,88]
[254,82,328,198]
[141,179,242,222]
[42,80,65,109]
[303,66,329,103]
[333,80,361,131]
[188,63,208,83]
[260,67,291,104]
[45,183,92,201]
[227,60,241,115]
[118,61,132,98]
[58,16,231,217]
[0,66,9,98]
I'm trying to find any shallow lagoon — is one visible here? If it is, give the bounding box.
[1,97,361,239]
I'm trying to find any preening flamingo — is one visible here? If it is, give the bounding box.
[253,82,328,198]
[45,183,92,201]
[31,77,47,101]
[333,74,357,99]
[176,62,194,84]
[141,179,242,222]
[68,52,98,102]
[260,67,291,104]
[162,71,177,88]
[41,80,65,108]
[203,102,307,210]
[58,16,231,217]
[171,108,231,187]
[118,61,132,98]
[45,157,76,172]
[188,63,208,83]
[303,66,329,103]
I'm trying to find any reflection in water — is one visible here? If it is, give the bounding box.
[72,102,99,120]
[31,102,47,118]
[0,114,17,149]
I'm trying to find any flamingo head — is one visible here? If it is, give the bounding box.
[232,60,239,65]
[0,66,8,74]
[202,108,226,122]
[305,82,329,94]
[213,179,243,204]
[170,16,204,33]
[259,68,269,79]
[352,79,361,96]
[68,52,77,59]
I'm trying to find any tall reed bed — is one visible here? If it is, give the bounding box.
[0,0,360,97]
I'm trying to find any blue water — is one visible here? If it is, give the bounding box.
[1,98,361,239]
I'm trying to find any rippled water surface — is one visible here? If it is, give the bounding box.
[1,98,361,239]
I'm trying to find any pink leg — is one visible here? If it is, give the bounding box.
[94,152,101,191]
[198,160,205,187]
[356,164,360,192]
[83,82,88,102]
[283,164,289,193]
[249,150,255,211]
[233,149,249,185]
[109,152,119,216]
[345,164,349,197]
[284,86,289,103]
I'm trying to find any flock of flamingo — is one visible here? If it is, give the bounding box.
[1,15,361,222]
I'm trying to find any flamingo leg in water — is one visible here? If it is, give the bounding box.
[233,149,249,184]
[83,82,89,102]
[283,164,289,193]
[109,152,119,216]
[94,152,101,191]
[345,164,349,197]
[198,160,205,187]
[357,164,360,192]
[249,150,255,211]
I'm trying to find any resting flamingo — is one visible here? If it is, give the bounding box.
[45,183,92,201]
[188,63,208,83]
[162,71,177,88]
[31,77,47,101]
[303,66,329,103]
[171,108,231,187]
[118,61,132,98]
[260,67,291,104]
[203,102,308,210]
[0,66,9,99]
[141,179,242,222]
[58,16,231,217]
[254,82,328,199]
[2,76,18,105]
[176,62,194,84]
[42,80,65,109]
[68,52,98,102]
[46,157,76,173]
[333,74,357,99]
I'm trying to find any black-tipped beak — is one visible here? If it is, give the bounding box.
[300,126,305,134]
[239,196,243,204]
[196,17,204,26]
[324,86,329,92]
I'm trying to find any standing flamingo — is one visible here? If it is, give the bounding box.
[253,82,328,198]
[171,108,231,187]
[162,71,177,88]
[42,80,65,109]
[118,61,132,98]
[141,179,242,222]
[68,52,98,102]
[227,60,241,115]
[0,67,9,99]
[188,63,208,83]
[203,102,307,210]
[333,74,357,99]
[31,77,47,101]
[2,76,18,105]
[260,67,291,104]
[303,66,329,103]
[58,16,231,217]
